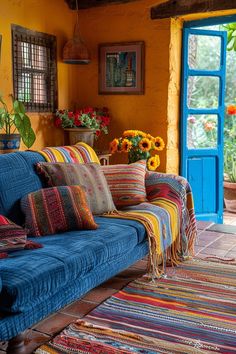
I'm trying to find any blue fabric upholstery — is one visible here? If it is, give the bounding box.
[0,152,45,224]
[0,217,146,313]
[0,151,148,341]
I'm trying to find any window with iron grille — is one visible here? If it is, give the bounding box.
[12,24,57,112]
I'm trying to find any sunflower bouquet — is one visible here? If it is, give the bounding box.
[110,130,165,171]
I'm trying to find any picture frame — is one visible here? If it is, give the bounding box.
[99,41,144,95]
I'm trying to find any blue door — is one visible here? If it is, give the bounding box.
[181,28,227,223]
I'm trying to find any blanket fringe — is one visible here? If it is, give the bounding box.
[104,208,197,280]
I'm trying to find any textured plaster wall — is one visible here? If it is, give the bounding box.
[72,0,171,170]
[0,0,78,150]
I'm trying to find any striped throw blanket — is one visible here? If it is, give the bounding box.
[103,172,196,278]
[39,142,100,164]
[37,144,197,277]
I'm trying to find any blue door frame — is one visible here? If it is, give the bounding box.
[181,25,227,223]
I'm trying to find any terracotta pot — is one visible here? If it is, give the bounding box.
[224,180,236,213]
[0,134,21,154]
[64,128,96,146]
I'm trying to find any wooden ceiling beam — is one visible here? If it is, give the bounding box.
[151,0,236,20]
[65,0,139,10]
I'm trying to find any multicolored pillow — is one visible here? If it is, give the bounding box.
[0,215,27,254]
[21,186,98,237]
[36,162,115,215]
[101,161,147,209]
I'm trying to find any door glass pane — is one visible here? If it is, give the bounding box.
[187,114,218,149]
[187,76,219,109]
[188,34,221,71]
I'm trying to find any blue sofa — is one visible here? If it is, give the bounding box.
[0,151,149,344]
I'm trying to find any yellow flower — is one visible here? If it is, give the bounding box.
[109,138,119,154]
[121,138,132,152]
[153,136,165,151]
[139,138,152,152]
[122,130,136,138]
[147,155,160,171]
[136,130,146,138]
[146,133,154,140]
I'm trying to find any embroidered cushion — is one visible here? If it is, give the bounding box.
[21,186,98,237]
[101,161,147,209]
[36,162,115,215]
[0,215,27,252]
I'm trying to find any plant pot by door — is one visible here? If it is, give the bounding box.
[224,180,236,213]
[64,128,96,146]
[0,134,21,154]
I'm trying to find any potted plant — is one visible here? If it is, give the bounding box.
[109,130,165,170]
[54,107,110,147]
[224,105,236,212]
[0,95,36,153]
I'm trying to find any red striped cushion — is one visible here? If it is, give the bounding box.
[21,186,98,236]
[101,161,147,209]
[0,215,27,252]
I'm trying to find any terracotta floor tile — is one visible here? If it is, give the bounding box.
[194,246,205,254]
[224,251,236,258]
[101,276,131,290]
[199,247,228,257]
[195,237,213,247]
[82,287,117,303]
[33,312,76,336]
[210,239,236,250]
[196,221,213,230]
[198,231,223,240]
[23,329,50,354]
[61,300,97,317]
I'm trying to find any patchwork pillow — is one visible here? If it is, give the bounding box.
[101,161,147,209]
[36,162,115,215]
[0,215,27,253]
[21,185,98,237]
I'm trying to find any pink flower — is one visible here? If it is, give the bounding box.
[96,130,101,137]
[68,111,74,119]
[101,116,110,126]
[188,116,196,124]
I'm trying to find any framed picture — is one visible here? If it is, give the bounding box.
[99,41,144,95]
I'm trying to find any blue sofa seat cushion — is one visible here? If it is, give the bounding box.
[0,217,146,313]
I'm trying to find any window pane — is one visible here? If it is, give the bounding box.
[187,114,218,149]
[187,76,219,109]
[32,44,47,70]
[188,34,221,71]
[18,73,31,102]
[33,74,47,103]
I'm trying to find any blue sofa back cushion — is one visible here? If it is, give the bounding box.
[0,217,146,313]
[0,152,45,224]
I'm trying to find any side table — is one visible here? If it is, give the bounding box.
[95,151,111,165]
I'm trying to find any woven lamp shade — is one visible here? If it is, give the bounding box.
[63,22,90,64]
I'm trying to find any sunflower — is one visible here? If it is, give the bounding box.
[109,138,119,154]
[147,155,160,171]
[153,136,165,151]
[121,138,132,152]
[136,130,146,138]
[139,138,152,152]
[122,130,136,138]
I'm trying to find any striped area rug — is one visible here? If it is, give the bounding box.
[36,259,236,354]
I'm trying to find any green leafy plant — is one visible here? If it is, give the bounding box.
[222,23,236,51]
[0,95,36,148]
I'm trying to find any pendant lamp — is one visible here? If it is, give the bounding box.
[63,0,90,64]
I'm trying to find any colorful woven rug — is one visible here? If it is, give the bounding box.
[36,259,236,354]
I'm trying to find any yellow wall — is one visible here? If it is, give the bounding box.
[73,0,171,170]
[0,0,79,150]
